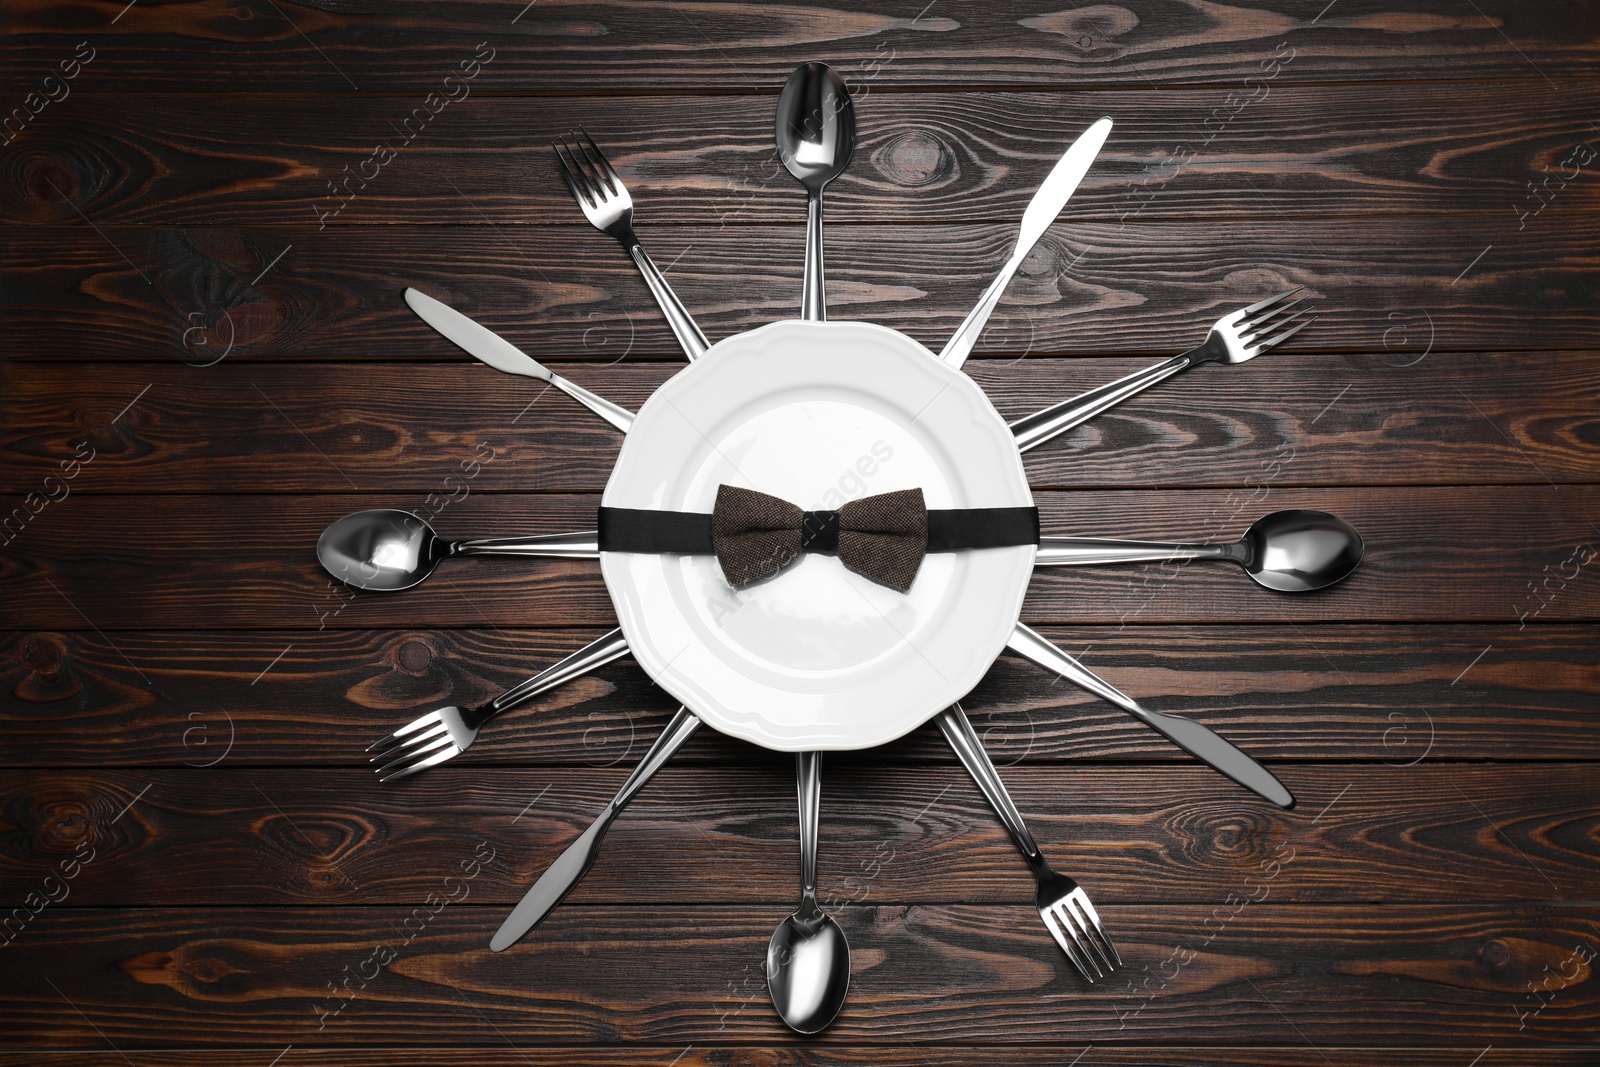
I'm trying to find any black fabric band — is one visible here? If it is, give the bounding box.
[598,505,1038,554]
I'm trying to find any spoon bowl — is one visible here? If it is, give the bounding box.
[1240,509,1364,592]
[767,911,851,1035]
[317,508,444,592]
[775,62,855,192]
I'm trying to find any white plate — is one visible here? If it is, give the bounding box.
[600,320,1034,751]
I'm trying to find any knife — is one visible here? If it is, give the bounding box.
[403,288,635,433]
[491,707,701,951]
[1006,623,1295,808]
[939,116,1113,369]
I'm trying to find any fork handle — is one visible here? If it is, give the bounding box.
[1010,350,1195,453]
[467,627,630,728]
[937,705,1042,864]
[627,243,710,360]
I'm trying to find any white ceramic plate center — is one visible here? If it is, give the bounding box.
[600,320,1034,751]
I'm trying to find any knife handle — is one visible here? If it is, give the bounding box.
[939,254,1021,370]
[628,243,710,361]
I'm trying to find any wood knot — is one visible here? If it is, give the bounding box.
[396,639,434,674]
[21,634,64,676]
[873,130,952,188]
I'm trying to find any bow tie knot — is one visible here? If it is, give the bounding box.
[712,485,928,592]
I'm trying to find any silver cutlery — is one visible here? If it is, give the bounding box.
[940,117,1113,369]
[775,63,856,322]
[554,129,710,360]
[492,707,701,950]
[318,508,598,593]
[404,288,635,433]
[1006,623,1294,808]
[937,704,1119,981]
[767,750,851,1033]
[367,628,630,781]
[1010,288,1315,452]
[1037,510,1364,593]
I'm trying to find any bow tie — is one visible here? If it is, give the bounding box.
[599,485,1038,593]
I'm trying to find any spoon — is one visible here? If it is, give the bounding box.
[775,62,856,321]
[1035,510,1364,593]
[317,509,598,592]
[767,751,850,1034]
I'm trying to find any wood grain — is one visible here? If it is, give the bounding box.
[3,624,1596,767]
[4,1053,1597,1067]
[3,1,1596,93]
[3,487,1596,629]
[3,904,1597,1045]
[3,215,1596,363]
[2,763,1595,906]
[7,84,1600,227]
[3,352,1596,493]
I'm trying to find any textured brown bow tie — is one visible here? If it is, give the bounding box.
[712,484,928,591]
[598,485,1039,593]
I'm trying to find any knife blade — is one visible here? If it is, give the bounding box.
[403,288,635,433]
[1005,623,1294,808]
[492,708,701,951]
[939,116,1113,369]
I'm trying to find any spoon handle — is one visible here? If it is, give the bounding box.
[1010,352,1193,453]
[802,193,826,321]
[453,530,600,559]
[1035,536,1231,567]
[481,627,630,719]
[797,751,822,914]
[1005,623,1294,809]
[627,243,711,360]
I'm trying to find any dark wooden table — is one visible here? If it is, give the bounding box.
[4,2,1599,1064]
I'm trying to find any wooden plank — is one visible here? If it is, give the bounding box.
[3,905,1596,1045]
[3,352,1597,494]
[2,1,1596,93]
[2,624,1595,767]
[3,215,1597,362]
[2,487,1596,629]
[2,764,1595,906]
[7,84,1600,227]
[4,1053,1596,1067]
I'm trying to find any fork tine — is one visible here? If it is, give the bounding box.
[1063,894,1118,974]
[369,720,448,760]
[578,128,622,195]
[1043,908,1094,979]
[1239,294,1307,337]
[1057,901,1108,978]
[1068,890,1122,968]
[1238,286,1302,318]
[366,712,442,754]
[553,141,596,209]
[378,743,461,783]
[1040,908,1096,981]
[373,733,455,777]
[1249,313,1316,354]
[565,129,610,199]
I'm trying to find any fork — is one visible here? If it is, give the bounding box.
[936,704,1120,981]
[554,129,710,361]
[367,628,629,781]
[1009,288,1316,453]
